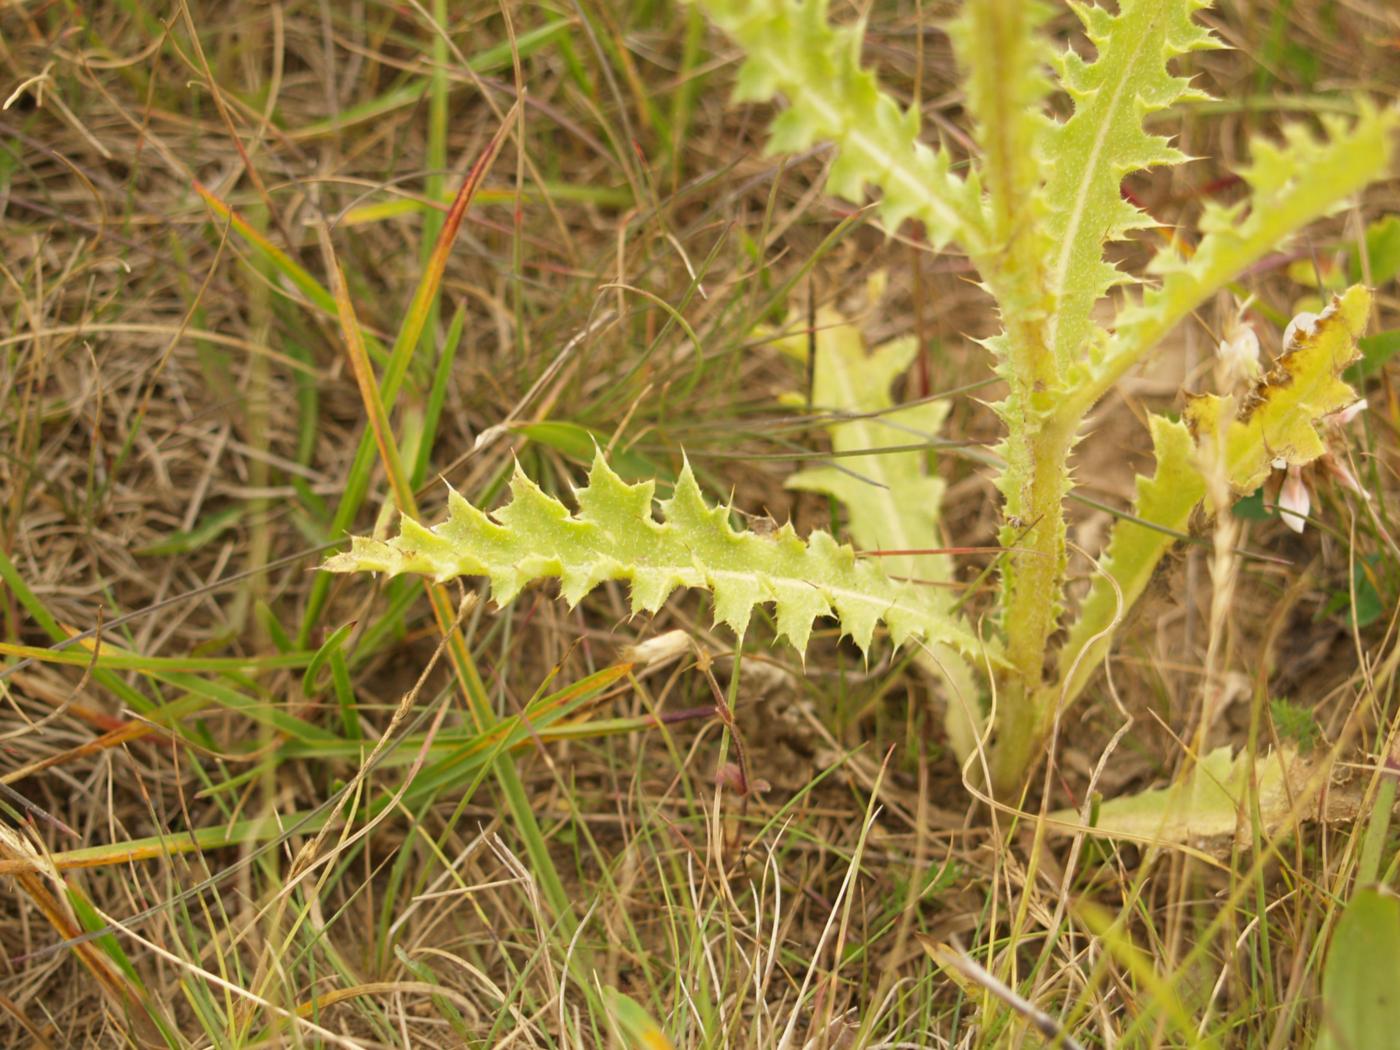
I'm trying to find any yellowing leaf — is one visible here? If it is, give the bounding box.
[604,987,677,1050]
[1052,746,1304,846]
[1186,285,1368,492]
[1086,105,1397,412]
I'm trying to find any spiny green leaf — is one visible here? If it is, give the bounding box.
[1057,285,1369,711]
[1041,0,1219,370]
[771,302,986,759]
[1083,104,1398,411]
[697,0,987,250]
[1056,413,1202,704]
[324,452,984,662]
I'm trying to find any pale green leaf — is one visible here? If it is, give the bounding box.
[324,452,984,662]
[1076,104,1398,415]
[771,304,985,758]
[1053,745,1300,845]
[1041,0,1218,370]
[698,0,987,250]
[1317,889,1400,1050]
[772,308,950,584]
[1055,285,1369,711]
[1056,414,1202,705]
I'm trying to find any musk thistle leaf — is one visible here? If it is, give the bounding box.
[1079,104,1398,413]
[1056,286,1370,710]
[1051,745,1305,846]
[1040,0,1218,369]
[1057,413,1202,705]
[324,452,984,662]
[697,0,987,251]
[770,302,987,759]
[772,307,951,584]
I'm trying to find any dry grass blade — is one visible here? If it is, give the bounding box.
[0,1,1396,1046]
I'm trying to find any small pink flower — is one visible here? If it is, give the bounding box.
[1326,399,1367,428]
[1277,465,1311,533]
[1257,316,1367,535]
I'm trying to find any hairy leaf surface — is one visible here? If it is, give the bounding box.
[948,0,1054,305]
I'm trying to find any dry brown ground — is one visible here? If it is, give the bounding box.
[1,1,1399,1046]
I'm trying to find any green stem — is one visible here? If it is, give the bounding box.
[991,418,1075,794]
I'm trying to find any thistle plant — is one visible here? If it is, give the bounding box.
[326,0,1396,798]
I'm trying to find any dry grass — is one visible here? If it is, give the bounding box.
[1,1,1398,1047]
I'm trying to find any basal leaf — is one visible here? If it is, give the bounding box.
[1054,745,1302,846]
[324,452,983,662]
[771,304,985,758]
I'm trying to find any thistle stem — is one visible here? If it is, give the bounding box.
[991,418,1076,795]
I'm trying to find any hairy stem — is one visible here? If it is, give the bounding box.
[991,418,1075,794]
